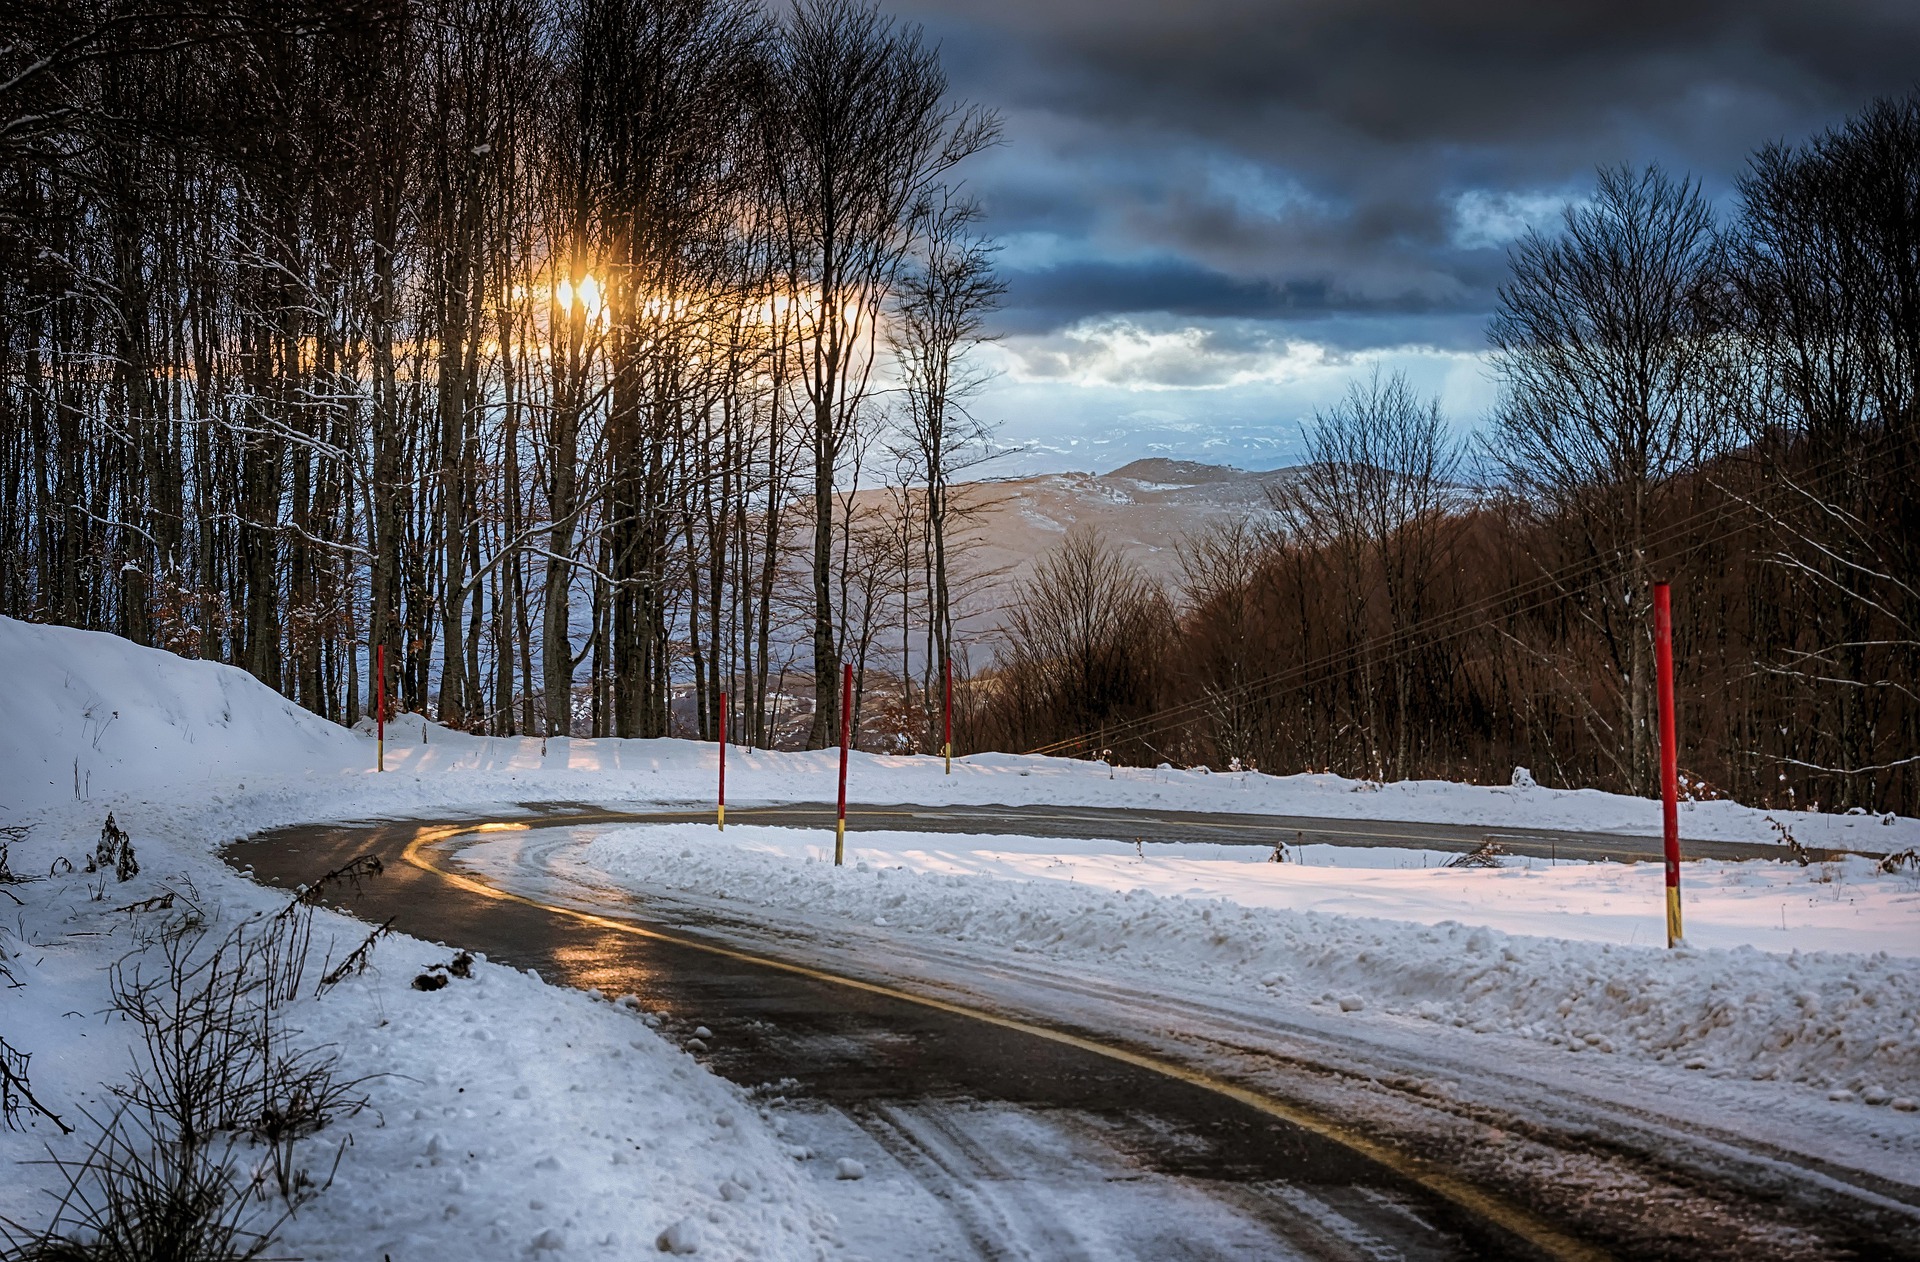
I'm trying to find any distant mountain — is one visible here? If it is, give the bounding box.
[953,458,1296,587]
[859,459,1301,655]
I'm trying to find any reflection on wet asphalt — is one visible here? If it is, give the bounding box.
[231,813,1548,1261]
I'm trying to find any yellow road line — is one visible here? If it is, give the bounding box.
[402,822,1607,1262]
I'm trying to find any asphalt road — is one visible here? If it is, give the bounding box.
[232,811,1576,1261]
[613,800,1830,864]
[227,804,1915,1261]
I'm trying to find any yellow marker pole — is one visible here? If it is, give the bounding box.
[717,690,727,831]
[943,656,953,776]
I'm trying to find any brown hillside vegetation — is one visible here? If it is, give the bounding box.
[974,111,1920,818]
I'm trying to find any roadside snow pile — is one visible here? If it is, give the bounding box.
[0,616,841,1257]
[273,940,829,1259]
[559,827,1920,956]
[0,617,362,815]
[0,818,836,1260]
[549,826,1920,1099]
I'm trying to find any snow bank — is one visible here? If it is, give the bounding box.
[0,616,841,1257]
[666,831,1916,957]
[541,825,1920,1100]
[0,864,833,1259]
[0,617,362,814]
[272,934,831,1258]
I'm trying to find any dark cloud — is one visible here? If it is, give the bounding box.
[1001,260,1312,332]
[920,0,1918,162]
[888,0,1920,341]
[1001,257,1496,338]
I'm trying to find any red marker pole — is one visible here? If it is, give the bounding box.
[717,691,727,831]
[942,655,953,775]
[375,643,386,773]
[835,663,852,866]
[1654,582,1683,947]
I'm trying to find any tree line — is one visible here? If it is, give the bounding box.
[980,97,1919,818]
[6,5,1914,817]
[0,0,1002,748]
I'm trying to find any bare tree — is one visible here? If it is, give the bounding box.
[991,527,1174,760]
[888,187,1003,747]
[1175,517,1272,768]
[1487,165,1728,794]
[762,0,997,748]
[1730,93,1920,810]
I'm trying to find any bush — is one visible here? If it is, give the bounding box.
[2,887,375,1260]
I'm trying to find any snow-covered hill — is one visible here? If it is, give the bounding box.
[945,457,1297,593]
[846,458,1300,648]
[0,617,363,815]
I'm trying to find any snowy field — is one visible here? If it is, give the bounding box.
[8,619,1918,853]
[3,613,1919,1257]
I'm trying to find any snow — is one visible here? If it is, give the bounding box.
[543,828,1920,956]
[3,613,1919,1254]
[0,618,362,815]
[0,616,843,1257]
[259,938,829,1259]
[468,823,1920,1099]
[0,850,838,1261]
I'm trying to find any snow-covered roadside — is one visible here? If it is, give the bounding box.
[1,623,844,1257]
[555,827,1920,957]
[5,613,1919,1255]
[7,616,1916,853]
[497,824,1920,1104]
[0,849,833,1258]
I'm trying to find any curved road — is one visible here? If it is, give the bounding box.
[228,803,1913,1262]
[576,801,1852,863]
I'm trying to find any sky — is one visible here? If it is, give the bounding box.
[883,0,1920,475]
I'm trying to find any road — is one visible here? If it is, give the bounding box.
[229,804,1917,1261]
[597,801,1840,864]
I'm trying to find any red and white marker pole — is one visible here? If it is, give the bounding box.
[943,655,953,775]
[375,643,386,773]
[717,690,727,831]
[1654,582,1683,947]
[835,663,852,866]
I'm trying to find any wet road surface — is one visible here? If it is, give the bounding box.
[231,810,1587,1261]
[609,801,1849,864]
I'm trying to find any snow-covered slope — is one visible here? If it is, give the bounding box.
[0,616,362,814]
[0,617,841,1259]
[843,459,1299,651]
[6,616,1917,853]
[942,458,1298,595]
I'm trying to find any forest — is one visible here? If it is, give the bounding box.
[2,0,1915,816]
[0,0,999,751]
[984,111,1920,817]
